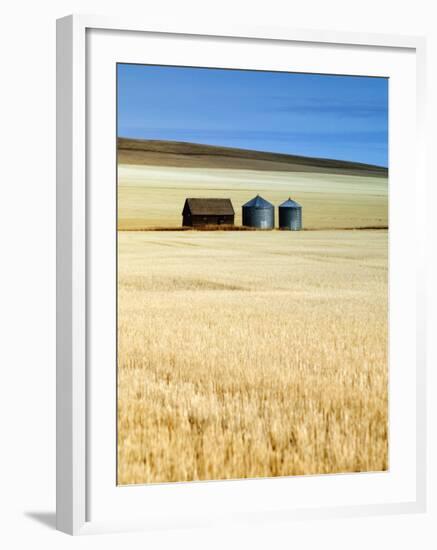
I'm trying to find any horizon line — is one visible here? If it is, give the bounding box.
[117,135,389,170]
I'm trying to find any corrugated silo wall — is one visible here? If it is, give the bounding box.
[242,206,275,229]
[279,207,302,230]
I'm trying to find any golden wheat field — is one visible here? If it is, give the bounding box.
[117,228,388,485]
[117,165,388,230]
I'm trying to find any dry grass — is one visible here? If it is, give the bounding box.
[117,230,388,485]
[118,138,388,177]
[117,165,388,231]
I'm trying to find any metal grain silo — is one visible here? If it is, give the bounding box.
[242,195,275,229]
[279,198,302,230]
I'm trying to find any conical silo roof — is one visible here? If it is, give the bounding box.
[242,194,274,209]
[279,197,301,208]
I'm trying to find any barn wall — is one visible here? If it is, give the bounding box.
[183,215,234,227]
[191,215,234,226]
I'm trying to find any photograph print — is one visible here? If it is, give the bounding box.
[116,64,388,485]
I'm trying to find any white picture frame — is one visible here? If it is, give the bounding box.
[56,14,427,536]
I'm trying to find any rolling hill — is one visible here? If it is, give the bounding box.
[118,138,388,178]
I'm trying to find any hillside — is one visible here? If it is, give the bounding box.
[118,138,388,178]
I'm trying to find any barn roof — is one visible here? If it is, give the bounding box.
[183,198,235,215]
[242,194,274,209]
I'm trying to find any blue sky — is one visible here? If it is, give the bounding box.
[117,64,388,167]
